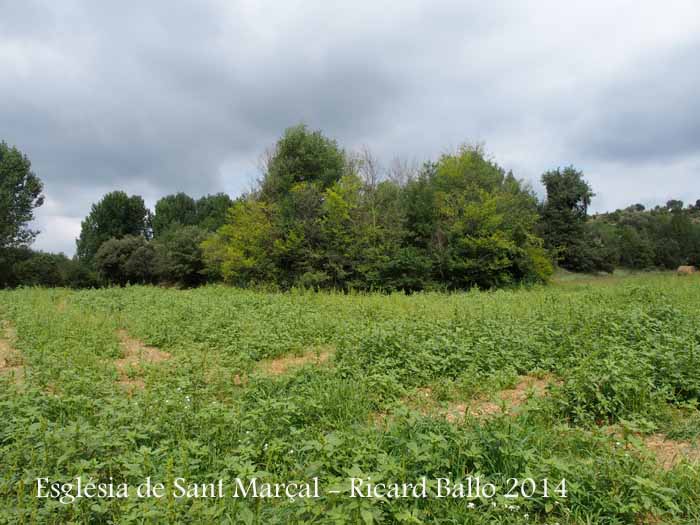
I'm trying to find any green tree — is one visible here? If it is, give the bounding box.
[666,199,684,212]
[76,191,151,263]
[619,225,654,270]
[152,192,197,237]
[539,166,599,271]
[11,251,68,287]
[316,174,363,288]
[204,132,551,290]
[428,145,550,287]
[94,235,156,285]
[0,142,44,248]
[201,199,277,286]
[195,193,233,232]
[260,124,347,203]
[154,225,208,287]
[0,247,33,287]
[257,124,351,286]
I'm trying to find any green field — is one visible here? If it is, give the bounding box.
[1,274,700,524]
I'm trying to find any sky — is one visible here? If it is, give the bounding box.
[1,1,699,255]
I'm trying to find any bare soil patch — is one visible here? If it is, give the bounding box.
[204,365,248,388]
[115,329,171,390]
[56,297,67,313]
[602,425,700,470]
[0,321,23,382]
[387,374,559,426]
[257,345,334,376]
[642,434,700,470]
[445,375,559,421]
[636,513,665,525]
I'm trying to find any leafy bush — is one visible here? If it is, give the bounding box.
[94,235,157,285]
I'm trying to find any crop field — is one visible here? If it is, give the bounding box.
[1,274,700,524]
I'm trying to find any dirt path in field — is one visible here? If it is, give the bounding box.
[0,320,24,383]
[114,329,171,391]
[256,345,334,376]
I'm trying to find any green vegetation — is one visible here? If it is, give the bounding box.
[588,202,700,270]
[152,192,232,238]
[76,191,152,263]
[1,273,699,523]
[2,132,699,290]
[203,130,551,290]
[0,141,44,250]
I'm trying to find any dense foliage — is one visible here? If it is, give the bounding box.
[0,247,98,288]
[586,202,700,270]
[1,131,699,290]
[538,167,611,273]
[1,274,699,523]
[204,128,552,291]
[76,191,152,263]
[94,235,158,286]
[0,141,44,249]
[152,192,232,238]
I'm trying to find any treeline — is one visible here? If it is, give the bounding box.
[586,202,700,271]
[1,128,699,290]
[73,191,232,287]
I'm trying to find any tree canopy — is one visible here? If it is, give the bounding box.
[94,235,157,285]
[152,192,197,237]
[4,128,699,290]
[204,134,553,291]
[260,124,347,202]
[76,191,151,262]
[152,192,234,236]
[539,166,599,271]
[0,142,44,249]
[194,193,233,232]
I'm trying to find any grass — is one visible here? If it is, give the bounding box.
[0,273,699,523]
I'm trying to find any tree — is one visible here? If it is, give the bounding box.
[10,251,76,287]
[539,166,599,271]
[94,235,156,285]
[203,137,552,290]
[580,195,700,271]
[666,199,684,212]
[427,145,550,288]
[76,191,151,263]
[257,124,351,286]
[260,124,347,203]
[201,199,277,286]
[0,142,44,248]
[618,225,654,270]
[154,225,208,287]
[0,247,33,287]
[316,174,363,288]
[152,192,197,237]
[195,193,233,232]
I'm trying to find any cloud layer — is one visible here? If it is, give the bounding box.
[1,0,699,254]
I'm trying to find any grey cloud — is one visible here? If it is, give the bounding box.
[576,42,700,163]
[1,1,699,254]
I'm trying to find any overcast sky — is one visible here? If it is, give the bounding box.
[2,1,699,255]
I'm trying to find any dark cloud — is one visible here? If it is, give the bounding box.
[576,42,700,163]
[1,1,699,254]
